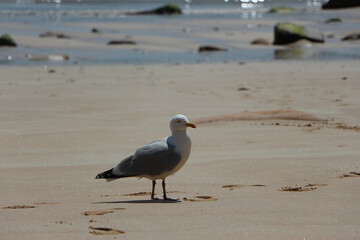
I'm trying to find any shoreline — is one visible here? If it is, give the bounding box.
[2,6,360,66]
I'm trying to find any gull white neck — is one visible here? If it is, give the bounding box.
[167,130,192,175]
[170,130,192,158]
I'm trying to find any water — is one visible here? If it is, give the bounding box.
[1,0,359,65]
[0,0,326,22]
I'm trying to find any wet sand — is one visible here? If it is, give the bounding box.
[1,60,360,239]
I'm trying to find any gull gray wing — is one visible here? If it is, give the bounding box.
[113,137,182,177]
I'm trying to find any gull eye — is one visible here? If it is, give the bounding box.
[177,120,181,123]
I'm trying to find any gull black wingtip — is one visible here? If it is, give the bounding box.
[95,173,104,179]
[95,168,117,179]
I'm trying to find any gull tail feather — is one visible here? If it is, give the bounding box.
[95,168,131,182]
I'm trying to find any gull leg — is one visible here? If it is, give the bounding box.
[162,179,178,201]
[151,180,160,200]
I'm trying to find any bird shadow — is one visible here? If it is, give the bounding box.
[93,199,181,204]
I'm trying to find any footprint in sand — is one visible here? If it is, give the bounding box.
[89,226,124,235]
[334,124,360,132]
[279,183,327,192]
[2,205,36,209]
[279,186,317,192]
[340,172,360,178]
[183,196,217,202]
[222,184,266,190]
[33,202,57,205]
[280,183,328,192]
[304,183,328,187]
[81,208,125,216]
[2,202,59,210]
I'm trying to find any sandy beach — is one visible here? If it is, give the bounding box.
[1,59,360,239]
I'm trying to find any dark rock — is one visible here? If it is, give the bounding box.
[237,87,250,91]
[0,34,17,47]
[251,38,270,46]
[322,0,360,9]
[91,28,100,34]
[341,33,360,41]
[325,18,342,24]
[39,31,70,39]
[107,40,136,45]
[268,6,297,14]
[198,45,228,52]
[273,22,324,45]
[135,4,182,15]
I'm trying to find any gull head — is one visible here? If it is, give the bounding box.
[170,114,196,132]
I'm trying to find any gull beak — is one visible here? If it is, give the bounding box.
[185,123,197,128]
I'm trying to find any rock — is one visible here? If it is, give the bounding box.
[322,0,360,9]
[268,6,297,14]
[39,31,70,39]
[91,28,100,34]
[325,18,342,24]
[27,54,69,61]
[198,45,228,52]
[107,40,136,45]
[341,33,360,41]
[0,34,17,47]
[135,4,182,15]
[273,22,324,45]
[250,38,270,46]
[238,87,250,91]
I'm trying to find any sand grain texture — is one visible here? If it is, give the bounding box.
[1,60,360,239]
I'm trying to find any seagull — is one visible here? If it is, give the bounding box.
[95,114,196,201]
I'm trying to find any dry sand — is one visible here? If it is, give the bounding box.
[1,60,360,239]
